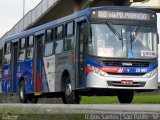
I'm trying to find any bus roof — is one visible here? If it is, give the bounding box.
[5,6,156,43]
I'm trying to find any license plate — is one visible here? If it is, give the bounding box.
[121,80,133,85]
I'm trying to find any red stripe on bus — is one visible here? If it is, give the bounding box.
[32,63,34,81]
[36,72,41,92]
[85,67,93,72]
[98,67,120,73]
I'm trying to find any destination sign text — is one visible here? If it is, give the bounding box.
[91,10,152,21]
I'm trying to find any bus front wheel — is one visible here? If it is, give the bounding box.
[62,76,80,104]
[117,90,134,104]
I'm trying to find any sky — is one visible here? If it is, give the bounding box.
[0,0,42,37]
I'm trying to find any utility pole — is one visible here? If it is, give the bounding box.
[23,0,25,30]
[23,0,25,17]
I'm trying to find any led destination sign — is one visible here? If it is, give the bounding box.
[91,10,153,21]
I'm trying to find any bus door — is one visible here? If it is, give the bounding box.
[11,42,18,93]
[76,21,87,88]
[34,33,45,94]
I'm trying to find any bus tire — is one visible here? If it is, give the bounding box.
[62,76,80,104]
[117,90,134,104]
[19,80,27,103]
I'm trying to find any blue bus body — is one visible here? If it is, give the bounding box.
[1,6,158,103]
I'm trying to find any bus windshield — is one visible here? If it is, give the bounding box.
[88,23,158,59]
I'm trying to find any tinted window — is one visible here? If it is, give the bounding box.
[46,29,52,42]
[64,38,73,51]
[56,26,63,39]
[5,42,11,54]
[20,38,26,48]
[28,36,34,46]
[18,50,25,61]
[44,42,53,56]
[55,40,63,54]
[26,48,33,60]
[4,54,11,64]
[66,22,74,36]
[4,42,11,64]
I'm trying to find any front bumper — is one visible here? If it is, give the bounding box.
[86,70,158,90]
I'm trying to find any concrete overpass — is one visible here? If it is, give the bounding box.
[0,0,156,40]
[0,0,160,63]
[1,0,159,43]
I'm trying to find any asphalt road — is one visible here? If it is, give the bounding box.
[0,93,63,104]
[1,94,160,120]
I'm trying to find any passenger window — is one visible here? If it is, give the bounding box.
[64,38,73,51]
[44,42,53,57]
[44,29,54,57]
[66,22,74,36]
[26,48,33,60]
[64,22,74,51]
[55,40,63,54]
[20,38,26,48]
[46,29,52,42]
[3,43,11,64]
[18,50,26,61]
[4,54,11,65]
[5,42,11,54]
[28,36,34,46]
[56,26,63,39]
[25,35,34,60]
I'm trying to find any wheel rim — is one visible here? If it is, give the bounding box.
[20,86,24,101]
[65,83,72,96]
[62,80,80,104]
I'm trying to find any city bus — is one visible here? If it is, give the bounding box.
[1,6,158,104]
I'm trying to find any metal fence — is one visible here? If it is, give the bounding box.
[0,0,58,50]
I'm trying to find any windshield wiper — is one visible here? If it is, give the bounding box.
[106,22,123,49]
[106,22,123,40]
[130,24,141,50]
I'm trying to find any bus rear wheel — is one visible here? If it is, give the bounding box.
[19,81,38,103]
[117,90,134,104]
[19,81,27,103]
[62,76,80,104]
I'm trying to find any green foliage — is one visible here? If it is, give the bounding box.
[81,95,160,104]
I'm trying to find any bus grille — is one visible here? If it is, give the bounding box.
[102,60,150,67]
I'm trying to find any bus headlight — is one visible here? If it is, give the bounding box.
[86,64,107,77]
[100,70,106,76]
[94,67,107,76]
[144,68,157,77]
